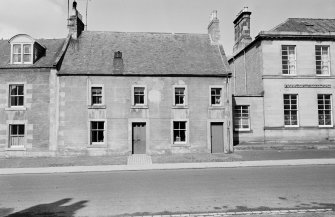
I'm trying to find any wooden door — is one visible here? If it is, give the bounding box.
[132,123,146,154]
[211,122,224,153]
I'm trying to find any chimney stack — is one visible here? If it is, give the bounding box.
[233,7,252,53]
[208,10,220,45]
[68,0,85,39]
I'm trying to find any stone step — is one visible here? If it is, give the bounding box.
[127,154,152,165]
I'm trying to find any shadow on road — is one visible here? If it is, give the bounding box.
[3,198,88,217]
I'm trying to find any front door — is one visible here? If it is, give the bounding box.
[211,122,224,153]
[132,123,146,154]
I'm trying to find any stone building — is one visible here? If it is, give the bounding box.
[229,8,335,145]
[0,34,67,157]
[0,2,233,157]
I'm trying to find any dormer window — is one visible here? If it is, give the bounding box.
[9,34,45,65]
[12,44,33,64]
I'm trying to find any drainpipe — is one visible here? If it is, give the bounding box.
[244,50,247,93]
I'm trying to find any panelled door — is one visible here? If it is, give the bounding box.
[132,123,146,154]
[211,122,224,153]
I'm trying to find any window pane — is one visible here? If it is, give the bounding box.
[18,125,25,135]
[23,44,31,53]
[13,54,21,62]
[13,44,21,53]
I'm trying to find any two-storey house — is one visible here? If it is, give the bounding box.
[229,8,335,146]
[55,4,233,156]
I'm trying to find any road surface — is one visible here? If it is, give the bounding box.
[0,165,334,216]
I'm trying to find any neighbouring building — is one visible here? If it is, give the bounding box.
[0,2,233,157]
[229,7,335,145]
[0,34,67,157]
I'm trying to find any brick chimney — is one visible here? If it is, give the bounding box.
[233,7,252,53]
[208,10,220,45]
[68,0,85,39]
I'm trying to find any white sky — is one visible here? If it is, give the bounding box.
[0,0,335,55]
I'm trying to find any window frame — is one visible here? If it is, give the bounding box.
[88,84,105,108]
[315,45,330,76]
[8,84,25,108]
[234,105,251,131]
[173,85,188,107]
[318,94,333,127]
[89,120,106,145]
[171,120,189,145]
[281,45,297,75]
[131,85,148,107]
[8,124,25,149]
[283,94,299,127]
[209,86,224,107]
[11,43,33,64]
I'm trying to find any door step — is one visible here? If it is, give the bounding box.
[127,154,152,165]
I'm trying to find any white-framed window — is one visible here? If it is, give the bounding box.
[9,84,24,107]
[282,45,296,75]
[316,45,330,76]
[173,85,187,106]
[91,86,103,105]
[284,94,299,126]
[12,43,33,64]
[90,121,105,144]
[318,94,332,126]
[9,124,25,148]
[210,87,222,106]
[173,121,187,144]
[234,105,250,131]
[132,85,147,106]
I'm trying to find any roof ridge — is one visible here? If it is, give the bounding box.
[83,30,208,35]
[288,18,335,20]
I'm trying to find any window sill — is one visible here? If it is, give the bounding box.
[282,74,297,76]
[87,143,106,148]
[5,147,26,151]
[88,105,106,109]
[5,107,27,111]
[209,106,224,110]
[319,125,334,128]
[172,106,188,109]
[131,105,148,109]
[234,129,252,133]
[172,142,189,147]
[284,125,299,128]
[316,74,330,77]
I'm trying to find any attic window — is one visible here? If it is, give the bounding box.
[12,44,33,64]
[114,51,122,59]
[9,34,45,65]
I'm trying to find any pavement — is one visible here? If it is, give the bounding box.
[1,149,335,175]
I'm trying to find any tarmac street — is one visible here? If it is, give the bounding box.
[0,165,334,217]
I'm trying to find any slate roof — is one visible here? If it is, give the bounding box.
[270,18,335,33]
[0,38,66,69]
[59,31,230,76]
